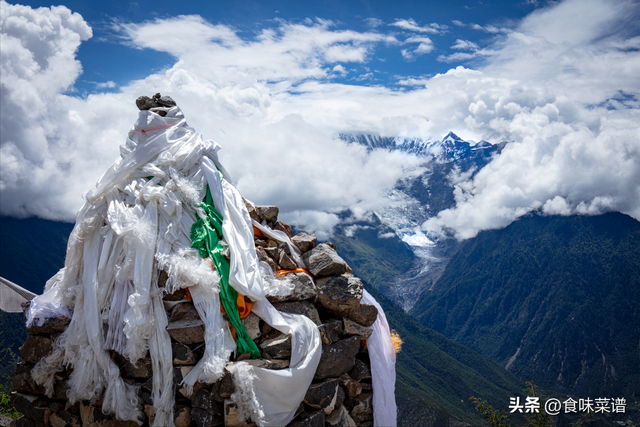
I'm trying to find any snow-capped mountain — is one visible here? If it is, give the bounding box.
[335,132,506,311]
[339,132,501,163]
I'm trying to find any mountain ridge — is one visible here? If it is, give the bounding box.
[410,211,640,399]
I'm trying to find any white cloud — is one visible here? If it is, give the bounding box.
[390,18,446,34]
[401,36,434,60]
[424,0,640,239]
[2,0,639,243]
[96,81,117,89]
[332,64,347,76]
[451,39,479,50]
[364,17,383,28]
[470,23,508,34]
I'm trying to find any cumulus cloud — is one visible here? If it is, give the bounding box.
[424,0,640,239]
[1,0,639,242]
[401,36,434,59]
[0,1,96,219]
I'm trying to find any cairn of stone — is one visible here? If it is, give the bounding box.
[11,203,378,427]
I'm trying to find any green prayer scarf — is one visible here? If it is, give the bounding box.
[190,185,261,359]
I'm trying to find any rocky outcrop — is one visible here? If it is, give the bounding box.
[11,205,378,427]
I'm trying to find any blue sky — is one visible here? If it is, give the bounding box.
[1,0,640,239]
[15,0,539,94]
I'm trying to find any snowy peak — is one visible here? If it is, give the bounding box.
[339,132,485,162]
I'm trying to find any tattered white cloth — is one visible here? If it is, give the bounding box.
[0,276,36,313]
[25,106,321,427]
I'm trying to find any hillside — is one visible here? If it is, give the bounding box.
[411,212,640,399]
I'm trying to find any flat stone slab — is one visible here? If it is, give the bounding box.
[272,300,321,326]
[259,334,292,359]
[342,318,372,339]
[167,318,205,345]
[267,273,318,303]
[314,336,360,380]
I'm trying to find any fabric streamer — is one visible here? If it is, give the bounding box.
[191,186,261,358]
[0,276,35,313]
[361,290,398,427]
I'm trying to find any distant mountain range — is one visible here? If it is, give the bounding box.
[339,132,505,162]
[337,132,507,311]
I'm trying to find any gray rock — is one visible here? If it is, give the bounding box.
[346,304,378,327]
[49,410,81,427]
[318,321,343,345]
[170,301,201,322]
[136,93,176,110]
[267,273,317,303]
[278,242,291,255]
[272,300,321,326]
[349,393,373,425]
[244,359,289,370]
[317,276,362,317]
[218,369,235,398]
[10,392,48,422]
[325,405,357,427]
[175,406,192,427]
[303,378,344,415]
[167,318,205,345]
[191,406,224,427]
[163,285,187,302]
[342,318,372,339]
[348,359,372,382]
[240,313,261,340]
[314,336,360,380]
[12,363,45,395]
[120,355,153,379]
[19,335,52,363]
[26,316,70,335]
[243,198,259,222]
[339,374,362,398]
[278,251,298,270]
[259,334,291,359]
[263,246,279,260]
[256,247,277,273]
[274,221,293,238]
[287,410,325,427]
[291,232,317,253]
[172,342,198,365]
[223,400,255,427]
[302,244,347,277]
[255,206,279,224]
[192,388,223,413]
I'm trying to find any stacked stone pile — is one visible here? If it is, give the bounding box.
[11,204,380,427]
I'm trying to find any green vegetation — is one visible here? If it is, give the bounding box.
[411,212,640,398]
[0,326,21,419]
